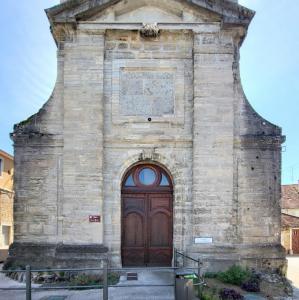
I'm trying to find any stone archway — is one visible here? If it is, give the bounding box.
[121,162,173,266]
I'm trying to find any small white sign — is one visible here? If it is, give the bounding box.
[194,237,213,244]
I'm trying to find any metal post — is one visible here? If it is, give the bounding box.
[26,265,31,300]
[173,248,177,268]
[197,259,201,297]
[173,267,177,300]
[103,260,108,300]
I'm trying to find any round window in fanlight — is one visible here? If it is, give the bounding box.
[138,168,156,185]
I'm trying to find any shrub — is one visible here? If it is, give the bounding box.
[217,266,250,286]
[219,288,244,300]
[70,274,101,287]
[200,291,219,300]
[3,261,25,271]
[108,273,120,285]
[70,272,120,288]
[205,272,218,279]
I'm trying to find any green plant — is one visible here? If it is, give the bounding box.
[204,272,218,279]
[69,272,120,289]
[217,266,250,286]
[108,273,120,285]
[201,290,219,300]
[70,274,100,286]
[3,261,25,271]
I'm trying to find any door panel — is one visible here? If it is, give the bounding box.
[122,194,146,266]
[124,212,144,247]
[293,229,299,254]
[148,194,173,266]
[150,212,170,247]
[148,249,173,267]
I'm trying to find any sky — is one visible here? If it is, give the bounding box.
[0,1,298,184]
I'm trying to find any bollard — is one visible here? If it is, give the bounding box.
[26,265,31,300]
[103,260,108,300]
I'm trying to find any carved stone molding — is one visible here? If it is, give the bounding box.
[236,135,286,150]
[139,149,157,161]
[52,23,76,43]
[140,23,160,38]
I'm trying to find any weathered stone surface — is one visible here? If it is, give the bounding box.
[7,0,285,270]
[4,242,108,269]
[120,69,175,117]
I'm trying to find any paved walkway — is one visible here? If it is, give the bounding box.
[0,267,174,300]
[287,256,299,299]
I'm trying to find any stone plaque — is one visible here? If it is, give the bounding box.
[119,68,175,117]
[112,60,185,125]
[194,237,213,244]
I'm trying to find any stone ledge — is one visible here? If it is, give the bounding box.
[4,242,109,269]
[187,243,287,273]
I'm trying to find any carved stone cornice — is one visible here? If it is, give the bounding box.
[236,134,286,150]
[46,0,255,45]
[51,23,77,44]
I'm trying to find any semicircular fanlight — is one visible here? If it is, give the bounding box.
[160,173,170,186]
[125,174,135,186]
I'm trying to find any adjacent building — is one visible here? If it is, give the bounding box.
[6,0,286,271]
[0,150,14,261]
[281,184,299,254]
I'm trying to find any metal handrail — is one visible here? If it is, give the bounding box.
[0,259,204,300]
[0,264,182,300]
[173,248,204,288]
[175,250,199,263]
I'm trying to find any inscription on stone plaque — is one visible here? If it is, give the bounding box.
[119,68,175,117]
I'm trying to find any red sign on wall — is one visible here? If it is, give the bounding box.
[89,215,101,223]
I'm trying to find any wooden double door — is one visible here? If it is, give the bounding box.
[121,164,173,266]
[292,229,299,254]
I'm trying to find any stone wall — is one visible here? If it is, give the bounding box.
[281,229,291,253]
[0,153,14,260]
[61,30,105,245]
[0,190,14,255]
[0,193,13,227]
[102,30,194,265]
[11,52,64,245]
[7,0,285,271]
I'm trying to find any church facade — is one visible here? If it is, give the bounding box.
[7,0,286,271]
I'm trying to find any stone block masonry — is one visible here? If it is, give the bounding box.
[5,0,285,272]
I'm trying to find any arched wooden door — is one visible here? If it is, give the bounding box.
[121,164,173,267]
